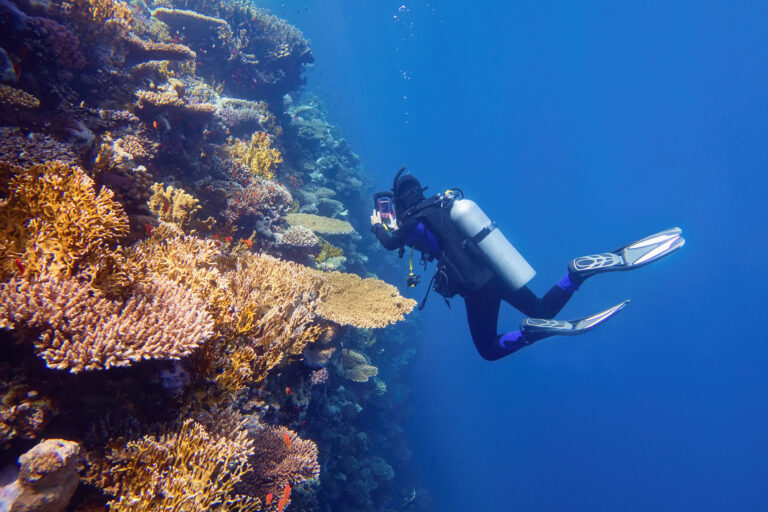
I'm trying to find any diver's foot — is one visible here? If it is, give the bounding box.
[521,300,630,343]
[568,227,685,283]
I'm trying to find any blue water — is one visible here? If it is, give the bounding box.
[269,2,768,510]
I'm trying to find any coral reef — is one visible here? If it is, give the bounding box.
[0,0,424,509]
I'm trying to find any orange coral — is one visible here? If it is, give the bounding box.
[103,417,259,511]
[0,162,129,282]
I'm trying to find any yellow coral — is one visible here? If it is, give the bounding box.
[0,162,129,281]
[313,239,343,264]
[226,132,283,180]
[313,270,417,328]
[104,418,259,511]
[71,0,134,31]
[340,348,379,382]
[148,183,201,228]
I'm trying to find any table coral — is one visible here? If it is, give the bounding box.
[121,34,196,61]
[313,271,417,329]
[151,7,229,32]
[0,271,214,372]
[0,162,129,281]
[285,213,355,236]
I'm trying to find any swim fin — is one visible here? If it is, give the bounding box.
[569,227,685,282]
[521,300,629,342]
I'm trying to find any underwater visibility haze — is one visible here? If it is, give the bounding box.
[0,1,766,511]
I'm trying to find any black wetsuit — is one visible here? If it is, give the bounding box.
[372,218,578,361]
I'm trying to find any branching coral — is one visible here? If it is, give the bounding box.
[122,35,196,61]
[238,425,320,500]
[280,225,319,248]
[313,239,343,263]
[313,271,417,328]
[103,417,259,511]
[148,182,201,228]
[0,270,214,372]
[339,349,378,383]
[285,213,354,236]
[0,84,40,109]
[70,0,134,30]
[152,7,229,32]
[0,162,129,281]
[225,132,283,180]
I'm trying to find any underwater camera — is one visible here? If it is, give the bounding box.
[373,191,397,229]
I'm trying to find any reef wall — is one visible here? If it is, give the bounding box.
[0,0,427,510]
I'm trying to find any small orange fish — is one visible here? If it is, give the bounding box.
[277,483,291,512]
[224,236,233,243]
[283,432,291,449]
[211,234,219,240]
[242,239,254,248]
[13,258,25,275]
[145,223,153,235]
[153,120,158,129]
[266,492,274,505]
[285,386,292,395]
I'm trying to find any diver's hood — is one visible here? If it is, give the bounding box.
[392,167,427,210]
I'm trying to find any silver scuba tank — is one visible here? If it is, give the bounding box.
[449,197,536,291]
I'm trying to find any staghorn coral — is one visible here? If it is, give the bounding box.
[148,182,201,228]
[285,213,355,236]
[0,271,214,372]
[102,417,258,511]
[225,132,283,181]
[339,349,378,383]
[238,425,320,499]
[0,84,40,109]
[313,271,417,328]
[0,162,129,281]
[1,439,81,512]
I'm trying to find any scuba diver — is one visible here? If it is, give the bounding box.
[370,168,685,361]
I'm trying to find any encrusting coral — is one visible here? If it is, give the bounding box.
[0,162,129,282]
[0,84,40,109]
[101,416,259,512]
[0,271,214,372]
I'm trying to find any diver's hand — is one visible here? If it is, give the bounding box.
[388,217,399,231]
[370,209,382,227]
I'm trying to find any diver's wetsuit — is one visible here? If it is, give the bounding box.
[372,219,579,361]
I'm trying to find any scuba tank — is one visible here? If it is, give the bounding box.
[448,193,535,291]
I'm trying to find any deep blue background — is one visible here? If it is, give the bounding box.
[265,1,768,510]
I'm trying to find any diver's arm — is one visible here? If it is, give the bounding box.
[371,216,418,251]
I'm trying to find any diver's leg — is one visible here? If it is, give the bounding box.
[502,276,579,319]
[464,285,508,361]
